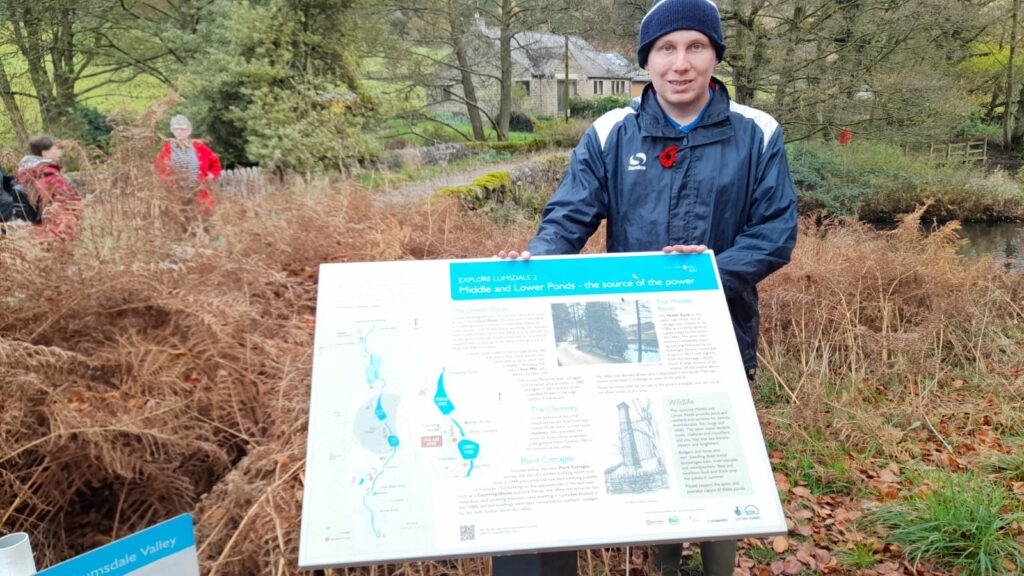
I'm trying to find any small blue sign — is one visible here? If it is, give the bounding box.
[450,253,718,301]
[37,514,197,576]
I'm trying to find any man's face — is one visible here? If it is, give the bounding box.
[645,29,717,120]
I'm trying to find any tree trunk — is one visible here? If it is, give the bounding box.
[8,2,75,132]
[773,4,804,111]
[0,63,30,146]
[52,5,78,130]
[454,44,486,141]
[447,6,485,141]
[1005,0,1020,146]
[497,0,513,141]
[732,11,751,103]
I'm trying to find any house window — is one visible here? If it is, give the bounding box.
[515,80,530,96]
[557,80,577,113]
[594,80,604,95]
[612,80,626,94]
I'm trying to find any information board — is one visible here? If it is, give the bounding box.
[299,252,785,570]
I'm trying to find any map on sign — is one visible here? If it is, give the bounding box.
[300,252,785,570]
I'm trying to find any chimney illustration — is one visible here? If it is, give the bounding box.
[617,402,641,469]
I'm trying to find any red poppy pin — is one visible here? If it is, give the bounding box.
[658,145,679,168]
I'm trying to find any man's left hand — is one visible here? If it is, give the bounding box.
[662,245,707,254]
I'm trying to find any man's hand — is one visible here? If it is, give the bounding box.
[662,245,707,254]
[496,250,532,260]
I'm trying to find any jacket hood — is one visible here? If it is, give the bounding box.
[18,155,60,173]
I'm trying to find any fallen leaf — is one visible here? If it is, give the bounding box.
[772,536,789,553]
[1011,481,1024,495]
[774,471,791,491]
[833,507,861,524]
[795,549,814,566]
[792,509,814,520]
[869,479,900,500]
[877,468,899,483]
[770,560,784,575]
[937,452,962,469]
[874,560,900,574]
[782,557,805,575]
[792,486,812,497]
[975,428,997,444]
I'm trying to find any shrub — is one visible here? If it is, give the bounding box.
[509,111,534,133]
[567,96,593,118]
[534,118,589,148]
[954,109,1002,140]
[567,95,630,118]
[71,104,114,151]
[591,95,631,116]
[786,140,1024,221]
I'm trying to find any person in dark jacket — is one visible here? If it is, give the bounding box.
[0,166,41,227]
[495,0,797,574]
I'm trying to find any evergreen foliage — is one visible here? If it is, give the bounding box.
[509,111,534,133]
[70,104,114,151]
[180,0,376,172]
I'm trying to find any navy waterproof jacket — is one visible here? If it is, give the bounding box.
[527,79,798,370]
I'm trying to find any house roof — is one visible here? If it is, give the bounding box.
[476,22,639,80]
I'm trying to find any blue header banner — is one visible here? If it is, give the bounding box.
[37,514,196,576]
[450,253,718,301]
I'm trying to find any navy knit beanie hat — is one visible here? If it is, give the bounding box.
[637,0,726,67]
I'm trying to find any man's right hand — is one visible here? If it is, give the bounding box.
[496,250,532,260]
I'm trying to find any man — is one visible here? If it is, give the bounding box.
[495,0,797,574]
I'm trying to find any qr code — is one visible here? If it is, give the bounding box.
[459,524,476,541]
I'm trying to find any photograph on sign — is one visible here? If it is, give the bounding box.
[299,252,785,570]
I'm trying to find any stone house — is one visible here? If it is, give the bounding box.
[429,22,647,119]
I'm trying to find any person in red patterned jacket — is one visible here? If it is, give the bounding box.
[154,115,222,216]
[16,136,81,240]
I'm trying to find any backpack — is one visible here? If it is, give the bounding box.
[0,167,41,224]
